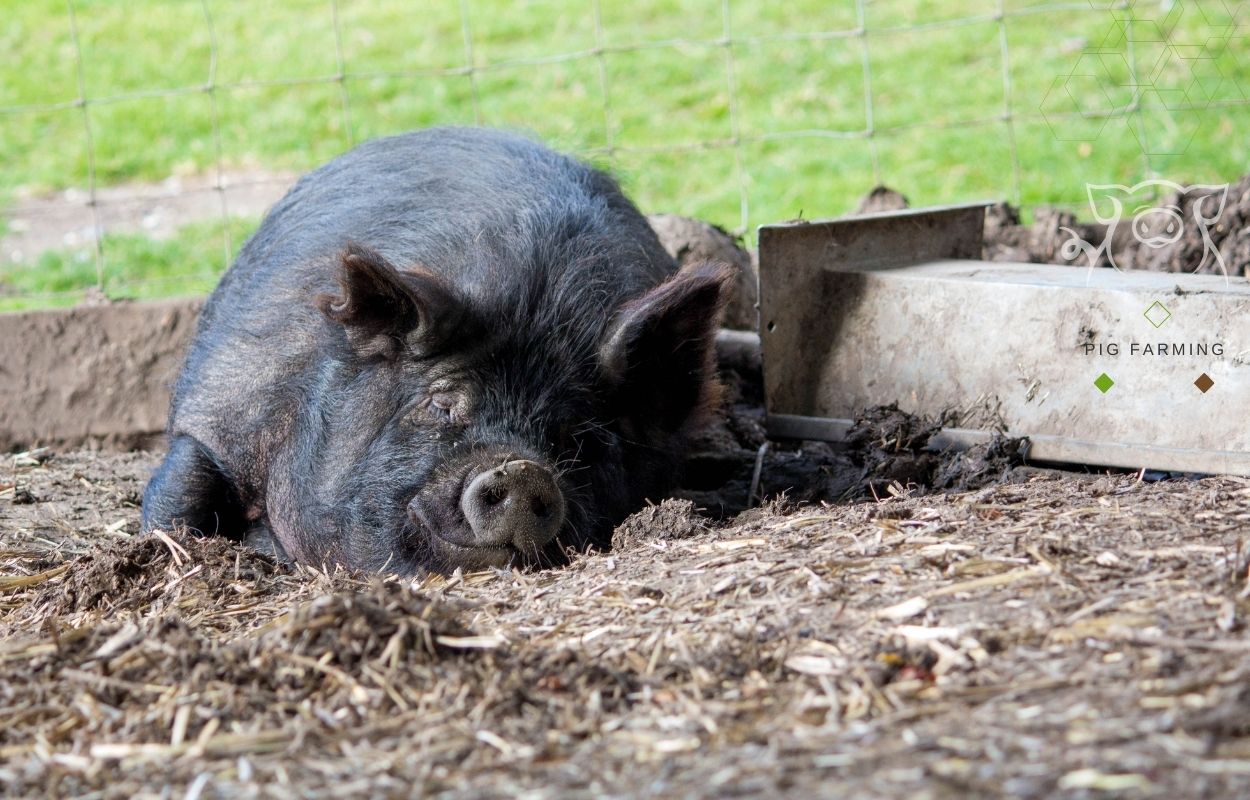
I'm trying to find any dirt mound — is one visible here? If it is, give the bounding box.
[612,498,710,547]
[853,185,910,215]
[648,214,758,330]
[26,530,287,620]
[260,580,476,668]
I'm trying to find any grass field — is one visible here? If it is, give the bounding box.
[2,0,1249,308]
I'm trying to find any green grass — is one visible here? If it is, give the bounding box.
[0,217,257,312]
[2,0,1249,306]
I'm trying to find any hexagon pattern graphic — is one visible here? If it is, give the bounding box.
[1045,1,1246,155]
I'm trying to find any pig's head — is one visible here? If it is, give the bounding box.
[304,243,731,574]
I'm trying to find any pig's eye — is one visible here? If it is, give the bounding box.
[409,389,465,427]
[403,393,460,428]
[430,392,458,421]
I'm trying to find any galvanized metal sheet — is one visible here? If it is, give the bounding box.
[758,204,1250,476]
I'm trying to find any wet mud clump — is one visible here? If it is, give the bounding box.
[678,341,1028,516]
[845,403,1027,495]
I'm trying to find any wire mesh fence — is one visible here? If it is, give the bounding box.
[1,0,1247,309]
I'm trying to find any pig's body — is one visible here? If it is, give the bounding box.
[144,128,728,574]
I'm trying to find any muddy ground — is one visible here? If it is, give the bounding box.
[3,430,1250,798]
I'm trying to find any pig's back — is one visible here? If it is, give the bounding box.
[215,127,671,305]
[171,128,675,451]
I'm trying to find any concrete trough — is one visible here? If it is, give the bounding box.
[758,204,1250,476]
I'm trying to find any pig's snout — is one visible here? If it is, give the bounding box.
[460,460,564,551]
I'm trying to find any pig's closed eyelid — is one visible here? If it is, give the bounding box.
[400,398,455,429]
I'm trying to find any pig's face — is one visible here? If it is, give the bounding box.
[303,244,729,574]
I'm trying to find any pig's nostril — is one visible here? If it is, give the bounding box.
[460,459,565,551]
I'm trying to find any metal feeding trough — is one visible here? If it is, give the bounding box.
[757,203,1250,476]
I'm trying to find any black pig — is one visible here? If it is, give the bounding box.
[142,127,730,574]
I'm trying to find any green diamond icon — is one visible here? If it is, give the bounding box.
[1094,373,1115,393]
[1143,300,1171,328]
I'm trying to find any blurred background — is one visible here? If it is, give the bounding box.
[2,0,1248,310]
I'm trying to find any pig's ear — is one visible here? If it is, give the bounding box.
[317,244,460,360]
[600,262,734,431]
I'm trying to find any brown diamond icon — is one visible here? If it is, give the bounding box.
[1194,373,1214,393]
